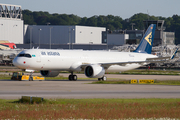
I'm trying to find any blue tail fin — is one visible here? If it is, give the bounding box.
[133,24,156,54]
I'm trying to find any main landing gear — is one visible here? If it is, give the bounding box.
[68,72,107,81]
[98,76,107,81]
[68,72,77,81]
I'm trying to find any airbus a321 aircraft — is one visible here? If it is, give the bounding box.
[13,24,175,81]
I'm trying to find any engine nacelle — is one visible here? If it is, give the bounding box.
[85,65,105,78]
[70,62,82,72]
[40,70,59,77]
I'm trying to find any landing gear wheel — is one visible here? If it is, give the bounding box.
[68,75,77,81]
[73,75,77,81]
[102,76,107,81]
[68,75,73,81]
[98,76,107,81]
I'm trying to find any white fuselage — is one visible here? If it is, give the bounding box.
[13,49,157,72]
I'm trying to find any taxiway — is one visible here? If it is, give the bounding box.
[0,74,180,99]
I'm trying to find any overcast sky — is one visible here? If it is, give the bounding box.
[1,0,180,19]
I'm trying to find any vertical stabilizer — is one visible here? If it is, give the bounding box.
[134,24,156,54]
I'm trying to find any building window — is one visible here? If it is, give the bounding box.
[102,32,107,43]
[136,34,142,37]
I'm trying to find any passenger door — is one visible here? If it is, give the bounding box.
[36,52,41,62]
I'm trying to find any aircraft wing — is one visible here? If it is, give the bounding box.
[82,56,178,69]
[145,56,178,62]
[99,60,161,69]
[81,48,179,69]
[90,57,175,69]
[147,48,179,61]
[81,56,178,69]
[102,48,179,67]
[81,59,162,69]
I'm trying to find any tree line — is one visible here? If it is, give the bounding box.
[23,10,180,44]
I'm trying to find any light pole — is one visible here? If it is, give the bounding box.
[69,27,71,49]
[49,27,53,49]
[29,26,33,49]
[38,28,42,48]
[89,42,93,50]
[71,28,74,49]
[106,29,109,50]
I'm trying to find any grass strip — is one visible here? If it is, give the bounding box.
[92,80,180,85]
[0,98,180,119]
[119,69,180,75]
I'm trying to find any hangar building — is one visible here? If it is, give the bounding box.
[24,25,106,48]
[0,4,23,44]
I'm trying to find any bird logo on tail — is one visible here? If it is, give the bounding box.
[145,32,152,46]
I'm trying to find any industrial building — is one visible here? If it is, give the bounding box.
[109,20,175,46]
[143,20,175,46]
[102,31,129,46]
[23,24,129,49]
[0,4,23,44]
[24,25,106,47]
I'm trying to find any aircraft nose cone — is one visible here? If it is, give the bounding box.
[12,57,18,67]
[13,57,23,68]
[13,57,28,69]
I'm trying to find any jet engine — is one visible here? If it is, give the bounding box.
[85,65,105,78]
[40,70,59,77]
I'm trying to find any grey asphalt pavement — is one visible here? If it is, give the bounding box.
[0,74,180,99]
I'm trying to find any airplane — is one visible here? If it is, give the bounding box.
[12,24,176,81]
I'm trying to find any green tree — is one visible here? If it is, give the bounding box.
[86,16,97,26]
[171,15,180,44]
[23,10,36,25]
[97,16,104,27]
[22,9,180,44]
[79,17,87,25]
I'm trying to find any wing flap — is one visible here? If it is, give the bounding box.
[146,57,170,61]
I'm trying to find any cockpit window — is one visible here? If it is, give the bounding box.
[18,53,32,58]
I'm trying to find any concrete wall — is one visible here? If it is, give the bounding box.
[0,19,23,44]
[75,26,106,44]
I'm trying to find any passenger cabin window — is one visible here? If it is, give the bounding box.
[18,53,32,58]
